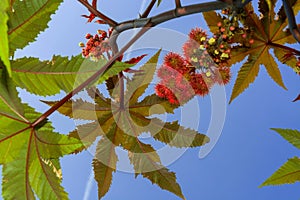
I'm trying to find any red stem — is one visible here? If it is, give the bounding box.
[32,23,153,127]
[175,0,182,8]
[141,0,157,18]
[77,0,118,27]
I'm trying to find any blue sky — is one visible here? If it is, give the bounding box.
[5,0,300,200]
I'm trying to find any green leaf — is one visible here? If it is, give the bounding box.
[271,128,300,150]
[125,49,161,105]
[263,53,286,90]
[2,149,35,200]
[50,50,207,199]
[11,55,133,96]
[93,136,118,199]
[0,68,24,120]
[151,119,210,148]
[129,94,178,116]
[29,139,68,200]
[8,0,63,55]
[34,130,87,158]
[0,103,85,199]
[0,0,11,76]
[128,140,185,199]
[229,56,260,103]
[260,157,300,187]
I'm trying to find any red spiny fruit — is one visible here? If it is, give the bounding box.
[155,84,179,105]
[188,28,207,45]
[190,74,210,96]
[164,52,187,71]
[214,67,231,85]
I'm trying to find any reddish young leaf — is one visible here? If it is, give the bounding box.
[125,54,148,64]
[82,13,96,23]
[81,0,97,23]
[95,19,106,24]
[292,94,300,102]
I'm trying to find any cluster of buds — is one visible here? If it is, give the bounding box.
[79,29,112,61]
[218,8,254,47]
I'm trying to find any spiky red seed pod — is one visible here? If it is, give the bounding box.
[217,22,222,27]
[214,67,231,85]
[164,52,186,70]
[229,26,235,31]
[249,39,254,44]
[220,27,226,32]
[188,28,207,44]
[190,74,210,96]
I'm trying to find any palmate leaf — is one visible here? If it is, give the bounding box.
[203,0,299,103]
[0,87,85,200]
[8,0,63,55]
[46,50,210,199]
[260,157,300,187]
[11,55,134,96]
[0,0,11,76]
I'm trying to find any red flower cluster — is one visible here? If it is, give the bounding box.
[155,28,233,105]
[155,8,256,105]
[80,29,111,61]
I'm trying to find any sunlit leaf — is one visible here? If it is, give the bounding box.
[0,0,11,76]
[11,55,133,96]
[0,68,24,120]
[50,50,209,199]
[260,157,300,187]
[8,0,63,55]
[0,101,85,199]
[204,1,299,102]
[271,128,300,150]
[93,132,118,199]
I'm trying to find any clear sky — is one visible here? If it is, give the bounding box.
[3,0,300,200]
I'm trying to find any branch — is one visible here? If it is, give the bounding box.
[140,0,157,18]
[78,0,118,27]
[31,23,153,127]
[115,1,228,33]
[175,0,182,8]
[32,1,239,127]
[282,0,300,43]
